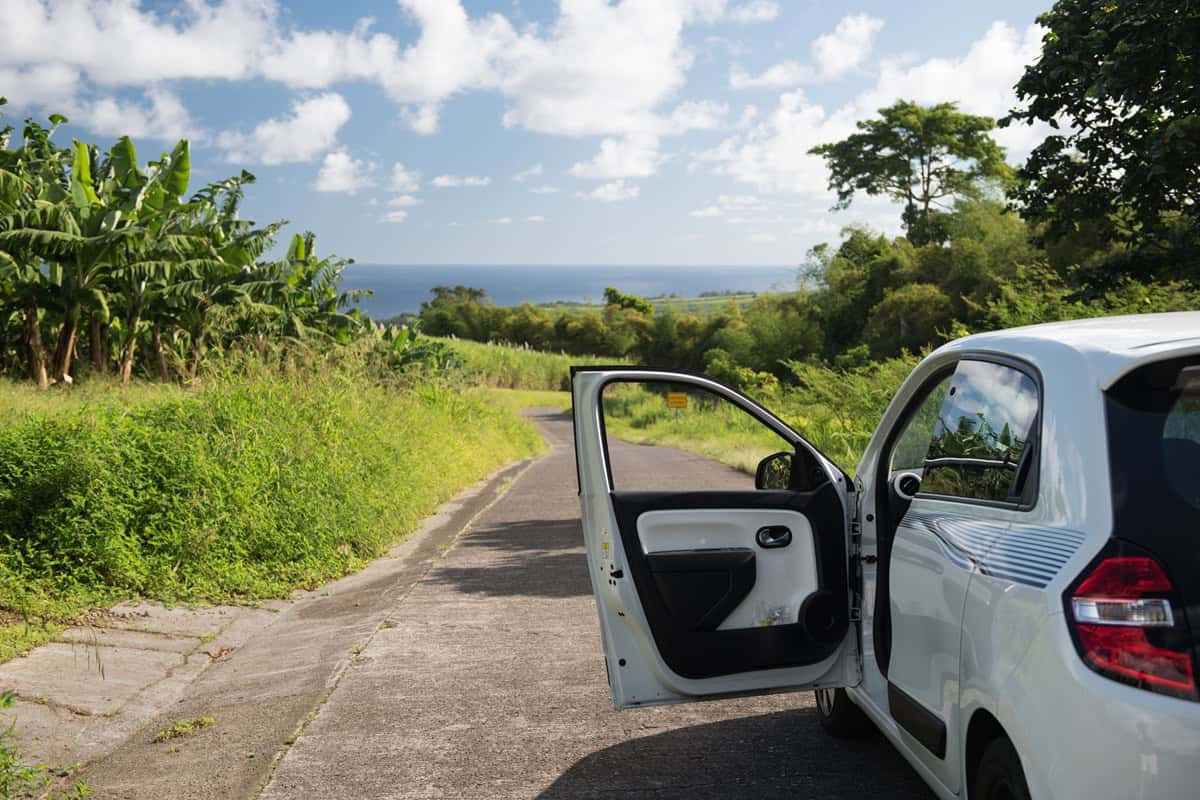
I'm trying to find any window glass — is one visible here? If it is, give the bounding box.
[889,373,954,478]
[921,360,1039,502]
[600,381,803,492]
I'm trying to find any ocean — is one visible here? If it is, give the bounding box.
[341,264,799,319]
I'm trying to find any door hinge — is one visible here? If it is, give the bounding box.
[859,554,878,565]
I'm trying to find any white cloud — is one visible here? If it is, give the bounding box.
[727,215,785,225]
[726,1,779,24]
[526,215,546,222]
[689,194,765,218]
[381,210,409,223]
[3,0,737,143]
[719,194,761,207]
[0,0,275,86]
[513,163,543,182]
[431,174,492,188]
[489,216,513,224]
[494,1,730,138]
[314,148,377,193]
[750,232,776,243]
[387,195,422,207]
[700,21,1048,198]
[811,14,885,80]
[731,14,883,88]
[859,21,1049,153]
[217,92,350,165]
[391,162,422,193]
[529,185,560,194]
[665,100,729,133]
[578,180,640,202]
[569,133,661,179]
[78,87,201,141]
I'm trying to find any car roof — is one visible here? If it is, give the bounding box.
[939,311,1200,389]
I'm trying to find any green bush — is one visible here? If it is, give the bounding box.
[0,370,542,657]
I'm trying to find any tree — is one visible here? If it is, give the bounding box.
[864,283,953,358]
[810,101,1012,245]
[1003,0,1200,249]
[603,287,654,315]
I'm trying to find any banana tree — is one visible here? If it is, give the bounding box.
[244,231,369,343]
[0,107,70,387]
[1,136,192,382]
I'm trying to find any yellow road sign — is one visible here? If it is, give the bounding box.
[666,392,688,409]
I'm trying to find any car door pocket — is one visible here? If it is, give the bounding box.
[755,525,792,548]
[645,549,756,632]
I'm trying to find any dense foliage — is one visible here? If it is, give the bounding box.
[0,101,424,387]
[1004,0,1200,257]
[420,198,1200,390]
[0,351,543,661]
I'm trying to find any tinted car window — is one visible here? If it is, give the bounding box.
[921,360,1039,503]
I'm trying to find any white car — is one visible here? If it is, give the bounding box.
[571,312,1200,800]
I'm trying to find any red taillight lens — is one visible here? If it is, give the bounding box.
[1075,557,1172,597]
[1069,555,1198,701]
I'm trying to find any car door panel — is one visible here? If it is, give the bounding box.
[612,487,851,681]
[573,368,859,708]
[637,507,818,631]
[887,501,986,784]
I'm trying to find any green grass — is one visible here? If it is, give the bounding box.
[475,388,572,412]
[440,337,620,391]
[0,370,543,662]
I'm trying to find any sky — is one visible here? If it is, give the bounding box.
[2,0,1056,267]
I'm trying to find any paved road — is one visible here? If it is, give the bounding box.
[261,411,935,800]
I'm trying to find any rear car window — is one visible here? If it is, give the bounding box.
[1108,356,1200,517]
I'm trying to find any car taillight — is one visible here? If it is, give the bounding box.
[1068,554,1198,701]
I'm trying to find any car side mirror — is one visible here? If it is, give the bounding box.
[755,451,795,490]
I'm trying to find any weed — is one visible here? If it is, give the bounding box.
[0,690,90,798]
[153,717,216,743]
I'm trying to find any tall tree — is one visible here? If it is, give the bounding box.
[809,101,1012,245]
[1003,0,1200,248]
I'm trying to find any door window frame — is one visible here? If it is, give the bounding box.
[581,366,849,494]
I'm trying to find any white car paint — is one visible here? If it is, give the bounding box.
[573,312,1200,799]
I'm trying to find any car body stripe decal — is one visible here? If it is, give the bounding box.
[897,506,1087,589]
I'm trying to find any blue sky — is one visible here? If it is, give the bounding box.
[3,1,1054,266]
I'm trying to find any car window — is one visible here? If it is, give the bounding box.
[888,373,954,479]
[921,360,1039,503]
[599,380,817,492]
[1153,365,1200,510]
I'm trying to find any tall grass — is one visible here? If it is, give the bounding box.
[440,337,619,391]
[0,365,543,661]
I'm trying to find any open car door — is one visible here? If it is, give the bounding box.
[572,367,860,709]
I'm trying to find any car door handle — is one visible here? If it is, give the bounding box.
[756,525,792,549]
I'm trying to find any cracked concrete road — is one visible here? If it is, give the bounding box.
[259,410,935,800]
